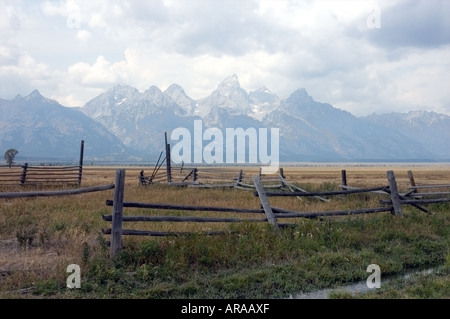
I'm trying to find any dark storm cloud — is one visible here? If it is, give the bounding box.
[348,0,450,49]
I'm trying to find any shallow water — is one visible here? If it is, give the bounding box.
[289,267,436,299]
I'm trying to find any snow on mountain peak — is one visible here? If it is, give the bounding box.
[225,73,239,83]
[163,83,195,116]
[218,74,240,90]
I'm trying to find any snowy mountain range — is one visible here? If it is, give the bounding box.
[1,74,449,163]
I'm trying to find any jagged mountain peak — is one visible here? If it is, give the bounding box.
[193,74,251,118]
[288,88,313,103]
[28,89,42,98]
[13,89,59,106]
[103,84,140,105]
[254,86,272,94]
[220,74,239,86]
[215,74,243,95]
[248,86,280,121]
[365,110,450,128]
[405,110,447,122]
[164,83,186,95]
[82,85,141,118]
[249,86,279,103]
[163,84,195,116]
[107,84,139,95]
[144,86,164,104]
[280,88,316,115]
[144,85,162,95]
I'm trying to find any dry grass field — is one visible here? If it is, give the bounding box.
[0,163,449,299]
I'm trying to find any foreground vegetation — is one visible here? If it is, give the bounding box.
[0,166,449,299]
[329,264,449,299]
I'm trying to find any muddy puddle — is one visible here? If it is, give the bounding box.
[289,267,437,299]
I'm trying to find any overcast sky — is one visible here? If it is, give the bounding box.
[1,0,449,116]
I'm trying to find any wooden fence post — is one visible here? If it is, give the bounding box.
[110,169,125,260]
[407,170,417,194]
[78,140,84,186]
[253,175,279,232]
[279,168,286,188]
[407,170,416,187]
[20,163,28,185]
[165,132,172,183]
[279,168,285,179]
[341,170,347,188]
[341,169,347,198]
[237,169,243,183]
[193,168,198,182]
[387,170,403,216]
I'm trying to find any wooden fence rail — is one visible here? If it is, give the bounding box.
[0,140,85,187]
[106,169,280,259]
[20,164,82,186]
[259,185,390,197]
[104,168,449,259]
[2,166,447,262]
[272,206,393,219]
[150,133,289,189]
[0,184,114,199]
[259,170,449,217]
[105,200,264,214]
[339,169,450,214]
[0,166,24,186]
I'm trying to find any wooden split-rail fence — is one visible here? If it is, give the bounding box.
[1,161,448,260]
[140,133,298,190]
[104,168,450,259]
[0,140,85,187]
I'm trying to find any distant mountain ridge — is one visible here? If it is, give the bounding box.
[363,111,450,159]
[80,74,450,162]
[0,90,131,162]
[1,75,449,163]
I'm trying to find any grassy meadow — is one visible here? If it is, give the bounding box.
[0,164,449,299]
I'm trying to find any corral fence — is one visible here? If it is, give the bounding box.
[0,140,85,187]
[140,133,298,190]
[103,168,450,259]
[1,165,448,261]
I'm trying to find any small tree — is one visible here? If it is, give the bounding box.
[4,148,19,168]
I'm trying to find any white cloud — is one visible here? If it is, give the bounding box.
[76,29,91,41]
[68,55,119,86]
[367,47,450,113]
[0,0,448,117]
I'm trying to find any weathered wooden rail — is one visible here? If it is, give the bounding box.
[138,133,288,189]
[20,164,82,186]
[0,140,85,187]
[0,184,114,199]
[104,169,284,259]
[341,169,450,215]
[0,164,83,187]
[102,167,450,259]
[2,165,448,262]
[0,165,23,186]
